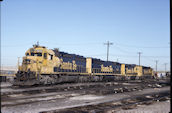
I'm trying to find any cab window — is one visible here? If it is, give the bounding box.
[26,53,29,56]
[31,53,34,56]
[50,55,53,60]
[44,53,47,59]
[31,53,42,57]
[36,53,42,56]
[48,54,53,60]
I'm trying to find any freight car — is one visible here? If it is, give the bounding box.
[13,44,154,86]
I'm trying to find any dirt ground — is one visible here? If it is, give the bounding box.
[113,100,170,113]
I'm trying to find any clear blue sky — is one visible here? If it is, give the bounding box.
[1,0,170,71]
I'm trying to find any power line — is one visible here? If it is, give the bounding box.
[114,45,136,54]
[104,41,113,61]
[142,56,170,58]
[115,42,170,48]
[85,54,169,58]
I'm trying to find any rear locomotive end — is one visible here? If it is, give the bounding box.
[141,66,154,79]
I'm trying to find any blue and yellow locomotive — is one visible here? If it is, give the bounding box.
[14,44,154,86]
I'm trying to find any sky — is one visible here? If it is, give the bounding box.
[1,0,170,71]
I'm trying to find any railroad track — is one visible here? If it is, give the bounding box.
[1,81,137,95]
[50,89,170,113]
[1,79,167,95]
[2,86,168,113]
[1,79,170,113]
[1,82,143,107]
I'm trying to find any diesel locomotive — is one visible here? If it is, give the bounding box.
[14,44,154,86]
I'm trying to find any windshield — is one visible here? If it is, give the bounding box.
[31,53,42,56]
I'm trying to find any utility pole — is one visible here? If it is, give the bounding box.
[104,41,113,61]
[1,64,3,71]
[117,58,119,62]
[18,57,20,70]
[164,63,167,73]
[137,52,142,66]
[37,41,39,46]
[155,60,158,73]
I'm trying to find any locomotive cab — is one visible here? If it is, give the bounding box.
[19,45,47,72]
